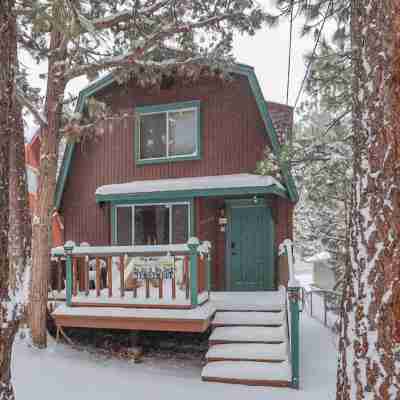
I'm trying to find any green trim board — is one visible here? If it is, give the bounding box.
[54,63,298,210]
[96,184,288,204]
[135,100,202,165]
[288,286,301,389]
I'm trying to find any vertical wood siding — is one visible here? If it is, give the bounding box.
[61,74,270,245]
[60,74,294,290]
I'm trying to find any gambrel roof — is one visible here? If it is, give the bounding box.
[55,63,298,209]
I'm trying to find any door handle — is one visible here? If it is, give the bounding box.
[231,242,237,255]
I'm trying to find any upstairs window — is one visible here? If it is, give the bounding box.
[136,101,200,164]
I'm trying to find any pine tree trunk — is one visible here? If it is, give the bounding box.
[0,1,23,398]
[337,1,400,398]
[30,29,66,348]
[9,102,31,309]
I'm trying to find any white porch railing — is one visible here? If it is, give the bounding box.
[51,238,211,309]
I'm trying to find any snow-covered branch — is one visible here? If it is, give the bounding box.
[91,1,173,30]
[65,53,202,80]
[16,88,47,127]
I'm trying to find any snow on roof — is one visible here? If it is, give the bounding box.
[306,251,331,263]
[96,173,284,197]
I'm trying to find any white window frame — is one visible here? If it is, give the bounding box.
[115,202,191,246]
[138,107,199,161]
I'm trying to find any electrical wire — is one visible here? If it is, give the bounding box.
[293,0,333,109]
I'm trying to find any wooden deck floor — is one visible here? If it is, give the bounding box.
[52,289,285,333]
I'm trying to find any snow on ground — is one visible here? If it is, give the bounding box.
[12,311,337,399]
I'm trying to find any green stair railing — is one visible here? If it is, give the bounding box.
[281,239,301,389]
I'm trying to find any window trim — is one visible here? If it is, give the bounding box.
[135,101,201,165]
[113,201,192,246]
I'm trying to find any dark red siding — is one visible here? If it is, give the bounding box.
[60,74,294,290]
[61,74,269,244]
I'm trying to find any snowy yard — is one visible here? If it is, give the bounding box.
[12,309,337,399]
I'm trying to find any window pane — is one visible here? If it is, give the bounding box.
[134,205,169,245]
[172,204,189,244]
[168,110,196,156]
[116,207,132,245]
[140,113,167,159]
[26,167,38,194]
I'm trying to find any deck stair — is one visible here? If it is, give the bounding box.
[202,291,291,387]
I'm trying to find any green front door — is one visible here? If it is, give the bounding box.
[229,204,274,291]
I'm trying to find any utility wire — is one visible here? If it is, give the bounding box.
[286,0,294,105]
[293,0,333,109]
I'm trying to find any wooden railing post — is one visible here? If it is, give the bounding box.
[187,238,200,307]
[288,285,300,389]
[206,252,211,293]
[64,241,75,306]
[282,238,301,390]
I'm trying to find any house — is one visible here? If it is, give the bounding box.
[25,132,64,247]
[307,251,336,290]
[49,63,301,387]
[25,132,40,211]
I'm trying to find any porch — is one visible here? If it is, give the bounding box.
[51,289,286,333]
[49,241,301,388]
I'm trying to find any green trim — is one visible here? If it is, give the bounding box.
[206,252,211,293]
[135,100,201,166]
[96,185,288,204]
[135,154,202,165]
[111,204,117,245]
[55,64,298,210]
[190,198,195,236]
[136,100,200,114]
[188,241,199,306]
[288,286,301,389]
[225,198,266,207]
[64,243,74,306]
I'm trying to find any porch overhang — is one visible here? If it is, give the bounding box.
[95,173,288,203]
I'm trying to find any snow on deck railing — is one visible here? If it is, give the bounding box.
[279,239,300,288]
[50,238,211,310]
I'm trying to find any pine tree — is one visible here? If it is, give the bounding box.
[336,1,400,398]
[293,107,351,284]
[0,1,30,398]
[18,0,275,348]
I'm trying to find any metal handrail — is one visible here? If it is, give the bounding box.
[303,287,341,327]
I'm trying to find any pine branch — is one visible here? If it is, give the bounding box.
[16,88,47,127]
[65,52,203,80]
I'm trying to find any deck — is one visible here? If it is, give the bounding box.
[52,289,286,333]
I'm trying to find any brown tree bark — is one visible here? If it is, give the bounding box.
[30,27,66,348]
[337,1,400,399]
[0,1,28,398]
[9,101,31,310]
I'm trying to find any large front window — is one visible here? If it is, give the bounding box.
[115,203,190,246]
[136,101,200,163]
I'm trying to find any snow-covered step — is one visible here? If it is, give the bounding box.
[212,311,285,327]
[201,361,291,386]
[211,288,286,312]
[209,326,286,345]
[205,343,288,362]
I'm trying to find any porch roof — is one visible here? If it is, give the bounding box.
[95,173,287,203]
